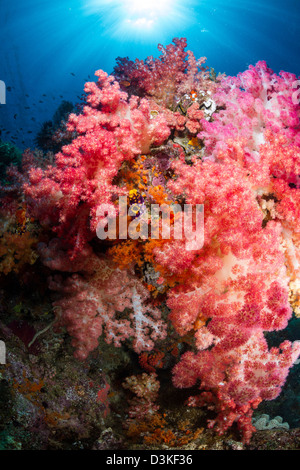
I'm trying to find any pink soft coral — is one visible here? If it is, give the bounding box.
[173,335,300,444]
[199,61,300,160]
[38,240,166,360]
[22,39,300,444]
[25,70,170,259]
[165,123,300,444]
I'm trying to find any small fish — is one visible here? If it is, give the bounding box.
[27,131,33,134]
[14,114,17,119]
[71,72,75,76]
[120,80,131,87]
[25,106,30,109]
[7,86,12,92]
[128,189,144,217]
[178,102,186,115]
[188,137,200,147]
[190,90,198,101]
[39,100,43,103]
[150,110,159,119]
[42,94,47,97]
[25,94,29,97]
[31,117,36,122]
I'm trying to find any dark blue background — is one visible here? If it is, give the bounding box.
[0,0,299,149]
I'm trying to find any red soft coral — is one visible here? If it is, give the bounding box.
[25,71,169,259]
[22,39,300,445]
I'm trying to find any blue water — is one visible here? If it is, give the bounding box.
[0,0,300,148]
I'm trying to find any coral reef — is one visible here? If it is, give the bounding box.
[0,140,22,182]
[35,100,75,153]
[1,38,300,448]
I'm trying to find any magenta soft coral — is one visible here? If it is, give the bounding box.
[199,60,300,160]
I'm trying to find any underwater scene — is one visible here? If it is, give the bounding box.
[0,0,300,453]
